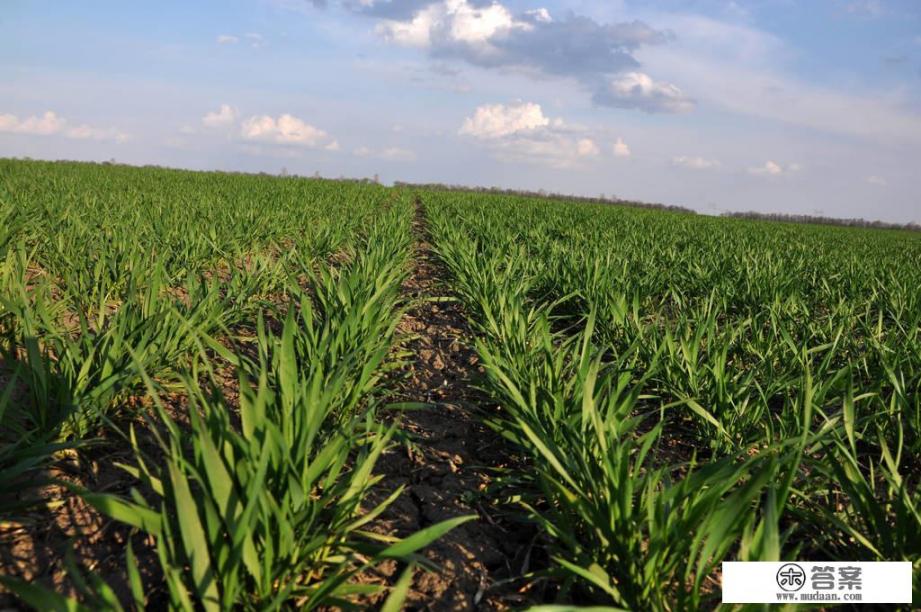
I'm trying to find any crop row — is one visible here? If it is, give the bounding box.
[425,190,921,609]
[0,160,467,610]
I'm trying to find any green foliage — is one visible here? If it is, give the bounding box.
[0,161,468,609]
[424,189,921,608]
[3,159,920,609]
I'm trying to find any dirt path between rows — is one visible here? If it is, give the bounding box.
[364,201,538,611]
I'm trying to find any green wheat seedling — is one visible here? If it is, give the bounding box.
[422,187,921,607]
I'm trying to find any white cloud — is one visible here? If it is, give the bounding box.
[524,8,552,24]
[352,146,416,161]
[378,8,437,47]
[377,0,526,51]
[371,1,678,114]
[0,110,66,135]
[640,15,921,145]
[673,155,720,169]
[748,160,801,176]
[0,110,128,142]
[449,1,519,45]
[867,175,887,186]
[202,104,237,128]
[613,137,631,157]
[577,138,600,157]
[217,33,263,47]
[459,102,609,168]
[594,72,694,113]
[459,102,550,139]
[196,104,339,151]
[240,113,338,149]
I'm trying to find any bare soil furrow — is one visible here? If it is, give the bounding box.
[366,200,537,611]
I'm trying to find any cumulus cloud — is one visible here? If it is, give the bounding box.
[459,102,606,168]
[0,110,128,142]
[673,155,720,169]
[353,145,417,161]
[240,113,339,149]
[0,111,66,135]
[594,72,694,113]
[748,160,801,176]
[202,104,238,127]
[612,137,631,157]
[190,107,341,153]
[376,0,523,50]
[216,34,239,44]
[577,138,600,157]
[439,2,518,47]
[459,102,550,139]
[367,0,687,113]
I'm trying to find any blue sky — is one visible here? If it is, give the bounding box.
[1,0,919,223]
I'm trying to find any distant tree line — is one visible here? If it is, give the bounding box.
[722,210,921,233]
[393,181,698,214]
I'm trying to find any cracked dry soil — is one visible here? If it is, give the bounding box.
[361,203,539,611]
